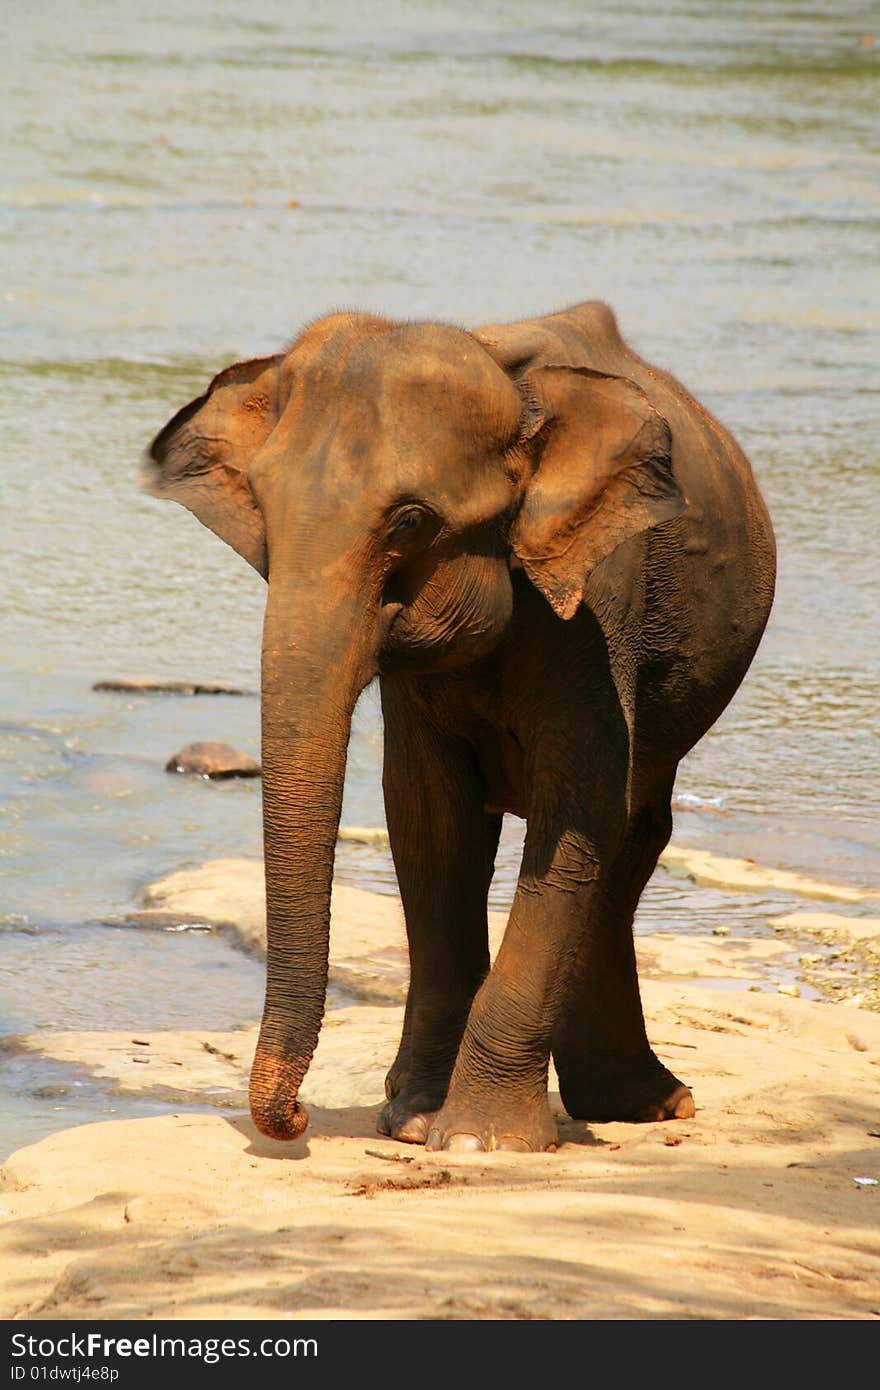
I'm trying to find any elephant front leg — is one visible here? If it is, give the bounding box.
[377,683,500,1144]
[426,816,614,1154]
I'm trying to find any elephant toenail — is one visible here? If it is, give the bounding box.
[397,1115,428,1143]
[673,1091,696,1119]
[497,1135,532,1152]
[444,1133,486,1152]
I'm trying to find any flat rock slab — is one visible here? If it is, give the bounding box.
[140,861,418,1001]
[3,985,880,1320]
[139,858,851,1005]
[93,679,250,696]
[660,844,879,905]
[165,741,260,779]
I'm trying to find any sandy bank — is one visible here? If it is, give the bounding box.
[3,863,879,1321]
[4,983,880,1320]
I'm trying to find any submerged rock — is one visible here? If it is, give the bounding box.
[165,742,260,779]
[337,826,391,844]
[94,679,250,696]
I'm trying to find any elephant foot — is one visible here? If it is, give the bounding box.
[383,1057,407,1103]
[425,1094,558,1154]
[377,1090,443,1145]
[383,1035,459,1106]
[383,1032,463,1138]
[557,1056,695,1123]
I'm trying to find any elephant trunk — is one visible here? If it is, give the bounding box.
[249,577,373,1141]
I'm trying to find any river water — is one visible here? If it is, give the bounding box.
[2,1,878,1153]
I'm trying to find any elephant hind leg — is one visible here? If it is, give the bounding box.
[551,776,695,1123]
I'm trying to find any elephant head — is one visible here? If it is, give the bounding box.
[146,310,682,1141]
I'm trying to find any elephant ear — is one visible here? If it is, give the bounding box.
[144,355,284,578]
[510,366,684,619]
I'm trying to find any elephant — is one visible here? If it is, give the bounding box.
[146,299,775,1153]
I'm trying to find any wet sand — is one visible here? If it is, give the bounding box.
[2,858,879,1321]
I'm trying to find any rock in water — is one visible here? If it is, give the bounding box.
[165,742,260,779]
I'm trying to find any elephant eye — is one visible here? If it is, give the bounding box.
[386,504,439,555]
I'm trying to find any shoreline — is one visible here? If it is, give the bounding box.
[129,849,880,1011]
[2,856,879,1320]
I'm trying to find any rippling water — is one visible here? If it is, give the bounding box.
[2,1,878,1152]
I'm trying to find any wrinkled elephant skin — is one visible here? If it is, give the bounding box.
[146,301,775,1153]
